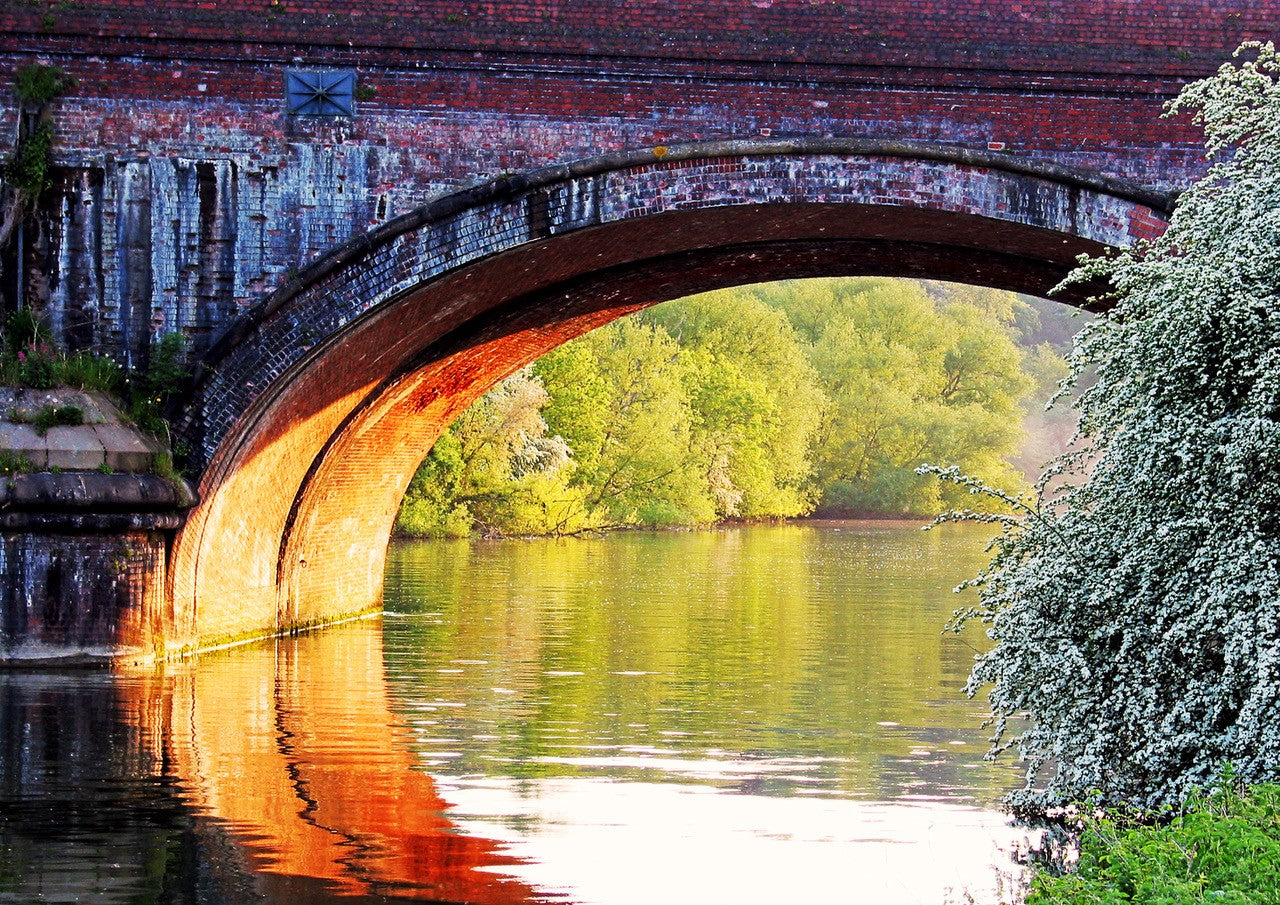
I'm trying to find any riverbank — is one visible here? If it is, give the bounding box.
[1023,777,1280,904]
[395,512,943,543]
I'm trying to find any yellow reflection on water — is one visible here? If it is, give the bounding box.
[377,520,1031,903]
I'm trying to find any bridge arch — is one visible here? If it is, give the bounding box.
[166,139,1172,654]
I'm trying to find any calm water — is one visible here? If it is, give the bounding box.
[1,521,1031,904]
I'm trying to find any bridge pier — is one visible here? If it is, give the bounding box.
[0,519,176,666]
[0,392,195,666]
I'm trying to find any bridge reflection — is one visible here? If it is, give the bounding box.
[0,618,545,904]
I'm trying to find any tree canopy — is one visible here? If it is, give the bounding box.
[397,277,1050,537]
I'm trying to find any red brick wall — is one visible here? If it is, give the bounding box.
[0,0,1259,364]
[2,0,1271,79]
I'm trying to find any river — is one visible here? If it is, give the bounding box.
[1,520,1031,904]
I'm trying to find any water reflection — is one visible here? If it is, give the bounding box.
[1,521,1030,904]
[0,620,543,904]
[380,521,1031,903]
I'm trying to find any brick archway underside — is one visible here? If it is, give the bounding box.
[164,144,1170,654]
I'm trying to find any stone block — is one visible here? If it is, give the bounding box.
[78,391,118,425]
[0,422,48,468]
[45,426,105,470]
[94,424,159,472]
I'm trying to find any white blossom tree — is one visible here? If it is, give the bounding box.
[928,42,1280,808]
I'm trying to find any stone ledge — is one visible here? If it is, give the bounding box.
[0,388,165,473]
[0,640,148,669]
[0,472,196,511]
[0,511,188,531]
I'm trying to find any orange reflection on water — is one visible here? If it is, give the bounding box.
[158,616,544,904]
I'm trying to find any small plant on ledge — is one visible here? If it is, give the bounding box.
[0,63,76,256]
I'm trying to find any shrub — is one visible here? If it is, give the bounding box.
[1027,776,1280,904]
[31,404,83,436]
[926,43,1280,808]
[53,351,121,392]
[14,64,76,106]
[127,332,188,436]
[0,450,34,475]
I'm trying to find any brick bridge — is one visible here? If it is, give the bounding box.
[0,1,1274,660]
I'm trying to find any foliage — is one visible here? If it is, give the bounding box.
[543,318,711,528]
[642,289,826,519]
[149,450,182,483]
[53,350,123,392]
[3,308,48,351]
[756,278,1032,516]
[0,310,123,393]
[399,291,830,537]
[399,278,1048,537]
[3,120,54,198]
[0,449,33,475]
[927,43,1280,809]
[1026,775,1280,904]
[396,433,474,538]
[127,332,188,435]
[14,63,77,106]
[2,64,75,251]
[0,313,188,471]
[27,403,84,435]
[396,371,594,538]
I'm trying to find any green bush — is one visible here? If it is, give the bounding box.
[0,450,33,474]
[14,64,76,106]
[0,311,120,393]
[3,309,49,353]
[396,492,473,539]
[1028,778,1280,904]
[54,351,121,392]
[2,119,55,198]
[127,332,188,435]
[31,404,83,436]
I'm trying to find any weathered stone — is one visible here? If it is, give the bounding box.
[0,388,161,474]
[77,392,118,426]
[5,472,194,512]
[93,424,158,472]
[0,423,48,469]
[0,531,168,666]
[45,426,105,471]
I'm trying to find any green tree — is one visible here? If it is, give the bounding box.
[399,277,1041,534]
[396,370,593,537]
[395,430,472,538]
[641,289,826,519]
[931,42,1280,808]
[759,278,1031,515]
[563,318,713,526]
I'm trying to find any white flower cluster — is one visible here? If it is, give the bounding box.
[927,43,1280,808]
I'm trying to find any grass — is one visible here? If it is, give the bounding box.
[1026,773,1280,904]
[0,311,188,447]
[0,310,121,393]
[19,403,85,435]
[0,450,34,475]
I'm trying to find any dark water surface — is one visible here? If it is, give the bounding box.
[1,521,1030,904]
